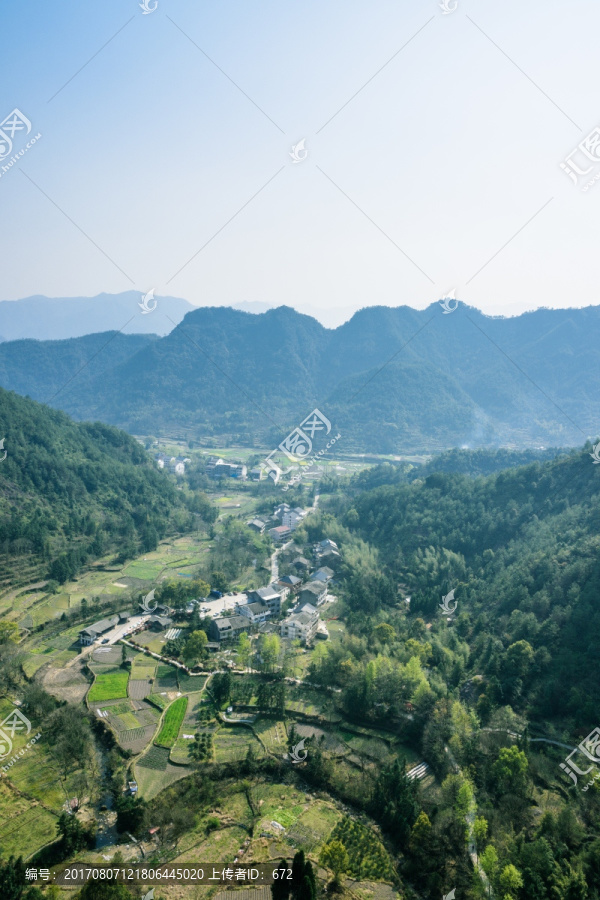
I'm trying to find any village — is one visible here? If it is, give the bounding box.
[77,499,339,666]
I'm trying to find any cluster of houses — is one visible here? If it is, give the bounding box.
[79,612,132,646]
[207,536,339,647]
[155,453,190,476]
[78,602,173,646]
[247,502,313,543]
[206,457,248,480]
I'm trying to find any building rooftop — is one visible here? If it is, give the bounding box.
[253,586,281,601]
[243,601,270,615]
[301,582,326,595]
[213,615,249,631]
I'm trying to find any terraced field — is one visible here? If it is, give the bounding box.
[214,724,260,762]
[155,696,188,748]
[138,744,171,770]
[128,679,152,700]
[88,668,129,702]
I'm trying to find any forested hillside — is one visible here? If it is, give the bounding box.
[0,388,192,587]
[283,447,600,896]
[2,303,600,451]
[331,445,600,725]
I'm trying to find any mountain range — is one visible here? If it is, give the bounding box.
[0,292,197,341]
[0,301,599,452]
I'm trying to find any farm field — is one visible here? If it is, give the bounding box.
[135,743,193,799]
[155,696,188,747]
[214,723,260,762]
[88,668,129,702]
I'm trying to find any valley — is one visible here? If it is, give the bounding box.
[2,431,600,899]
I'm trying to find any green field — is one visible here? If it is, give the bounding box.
[155,696,188,748]
[147,693,169,711]
[88,669,129,702]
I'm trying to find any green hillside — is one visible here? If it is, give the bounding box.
[2,302,600,451]
[336,444,600,725]
[0,387,191,587]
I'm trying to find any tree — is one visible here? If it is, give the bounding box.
[237,631,252,670]
[0,856,26,900]
[473,816,489,850]
[492,745,529,797]
[320,840,349,886]
[44,888,62,900]
[45,704,95,778]
[260,634,281,672]
[114,794,147,835]
[210,571,229,592]
[372,623,395,644]
[499,864,524,895]
[212,670,232,706]
[0,622,19,644]
[183,629,208,664]
[409,810,433,862]
[57,812,95,854]
[371,758,420,848]
[272,859,291,900]
[289,852,316,900]
[480,845,499,883]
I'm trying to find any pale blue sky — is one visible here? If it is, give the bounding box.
[1,0,600,323]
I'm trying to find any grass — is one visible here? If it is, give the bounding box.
[254,717,287,753]
[122,560,165,580]
[0,804,58,860]
[155,696,188,748]
[88,668,129,702]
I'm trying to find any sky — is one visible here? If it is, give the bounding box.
[1,0,600,325]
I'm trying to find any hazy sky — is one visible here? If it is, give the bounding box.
[2,0,600,324]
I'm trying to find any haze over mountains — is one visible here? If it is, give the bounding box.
[0,300,598,453]
[0,293,372,339]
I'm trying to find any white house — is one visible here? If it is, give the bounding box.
[282,509,305,530]
[237,601,272,624]
[280,603,319,644]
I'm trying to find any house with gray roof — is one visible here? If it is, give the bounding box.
[79,615,121,646]
[247,585,282,616]
[298,581,327,607]
[310,566,335,584]
[209,615,250,643]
